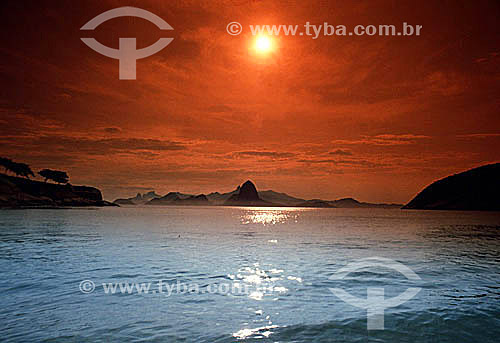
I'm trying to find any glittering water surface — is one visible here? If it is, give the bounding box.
[0,207,499,342]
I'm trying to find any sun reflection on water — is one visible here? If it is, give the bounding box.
[227,263,303,302]
[233,325,279,340]
[231,208,307,340]
[240,208,301,225]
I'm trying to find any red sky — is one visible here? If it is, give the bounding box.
[1,0,499,203]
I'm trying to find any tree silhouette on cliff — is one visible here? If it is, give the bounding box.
[38,169,69,184]
[0,157,34,178]
[0,157,13,173]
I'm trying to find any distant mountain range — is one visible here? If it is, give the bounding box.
[114,191,161,205]
[113,180,402,208]
[148,192,209,206]
[404,163,500,211]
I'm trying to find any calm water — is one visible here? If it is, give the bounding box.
[0,207,499,342]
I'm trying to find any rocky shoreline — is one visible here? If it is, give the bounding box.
[0,173,117,208]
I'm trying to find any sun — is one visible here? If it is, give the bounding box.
[255,35,272,53]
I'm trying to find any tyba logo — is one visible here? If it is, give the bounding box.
[81,7,173,79]
[329,257,422,330]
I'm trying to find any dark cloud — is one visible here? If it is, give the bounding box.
[103,127,122,134]
[2,135,186,156]
[297,159,335,164]
[331,134,430,146]
[297,159,385,168]
[329,149,353,156]
[207,104,232,113]
[457,133,500,139]
[233,151,296,159]
[49,137,186,153]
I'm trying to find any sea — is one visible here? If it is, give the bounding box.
[0,207,499,342]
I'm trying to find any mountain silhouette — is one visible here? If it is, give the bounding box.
[224,180,274,206]
[146,192,194,205]
[0,173,115,208]
[403,163,500,211]
[114,191,161,205]
[114,180,403,208]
